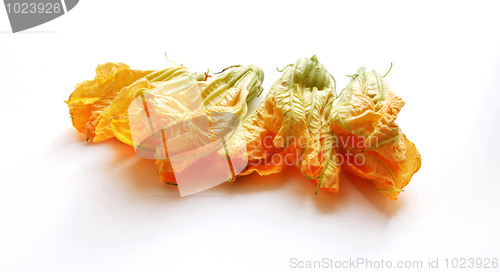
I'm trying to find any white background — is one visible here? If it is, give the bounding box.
[1,1,499,271]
